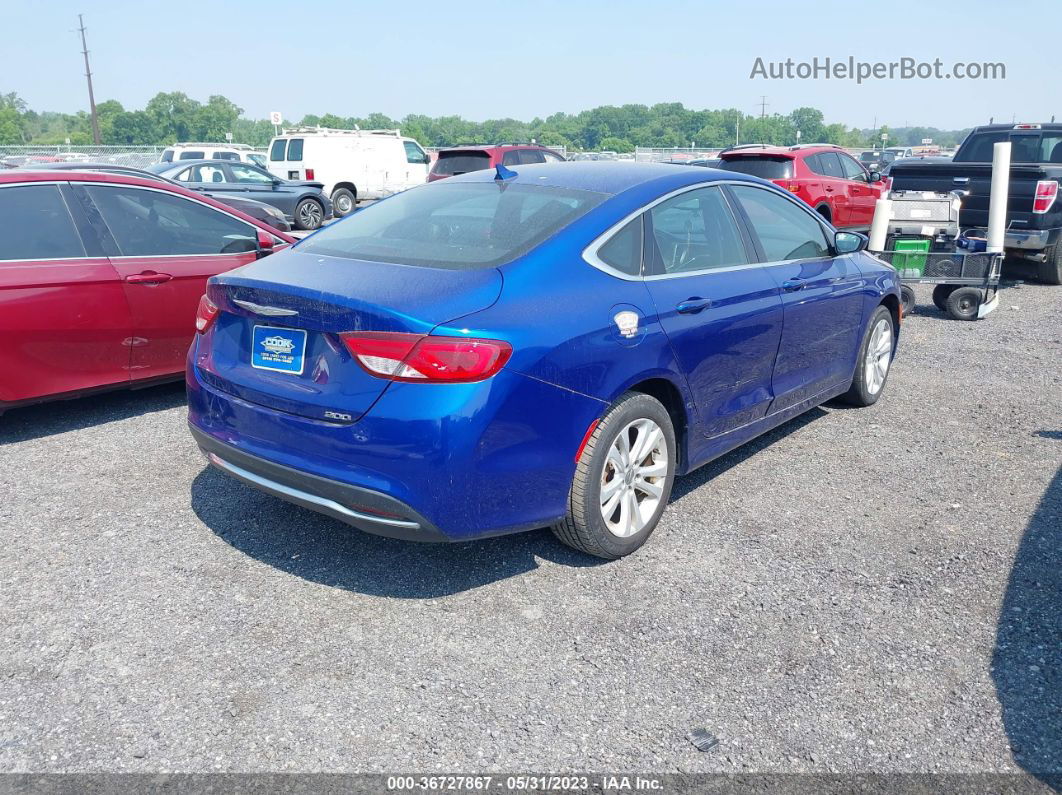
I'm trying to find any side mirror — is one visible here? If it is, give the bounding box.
[834,231,867,254]
[256,228,275,258]
[868,170,882,183]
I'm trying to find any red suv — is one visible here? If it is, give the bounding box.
[428,144,566,181]
[717,144,886,230]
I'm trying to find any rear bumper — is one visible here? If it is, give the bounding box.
[186,342,606,541]
[191,424,447,541]
[1004,227,1059,252]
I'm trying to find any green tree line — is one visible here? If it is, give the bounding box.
[0,91,972,151]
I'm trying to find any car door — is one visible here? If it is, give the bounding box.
[228,163,294,215]
[74,183,262,381]
[0,182,133,405]
[810,152,851,226]
[402,141,430,189]
[640,185,784,437]
[837,152,878,229]
[728,183,866,413]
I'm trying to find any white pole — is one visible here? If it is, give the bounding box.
[868,198,892,251]
[986,141,1011,254]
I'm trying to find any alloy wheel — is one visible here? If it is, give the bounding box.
[864,317,892,395]
[599,418,669,538]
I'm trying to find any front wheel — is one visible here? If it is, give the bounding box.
[552,392,676,559]
[932,284,957,312]
[837,304,894,407]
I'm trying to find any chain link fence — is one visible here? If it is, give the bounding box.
[0,145,166,169]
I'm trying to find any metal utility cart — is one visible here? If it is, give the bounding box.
[872,189,1003,321]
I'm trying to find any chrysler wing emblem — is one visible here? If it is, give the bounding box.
[233,299,298,317]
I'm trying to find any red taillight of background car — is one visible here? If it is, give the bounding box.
[1033,180,1058,214]
[305,168,315,180]
[340,331,512,383]
[772,179,801,193]
[195,295,219,334]
[883,176,894,193]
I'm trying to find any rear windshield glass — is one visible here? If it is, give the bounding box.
[299,182,607,269]
[717,157,793,180]
[433,151,492,176]
[955,131,1062,163]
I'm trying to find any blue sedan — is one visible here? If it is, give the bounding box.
[187,162,901,559]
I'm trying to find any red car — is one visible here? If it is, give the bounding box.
[428,144,566,181]
[0,170,294,413]
[717,144,886,230]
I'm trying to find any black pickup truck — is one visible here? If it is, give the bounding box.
[888,124,1062,283]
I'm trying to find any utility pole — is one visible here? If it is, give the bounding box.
[78,14,101,145]
[758,95,769,119]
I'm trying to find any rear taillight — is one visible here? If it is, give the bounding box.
[1033,180,1058,214]
[884,176,894,192]
[195,295,219,334]
[773,180,800,193]
[305,168,315,180]
[339,332,512,383]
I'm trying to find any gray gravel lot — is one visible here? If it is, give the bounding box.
[1,282,1059,779]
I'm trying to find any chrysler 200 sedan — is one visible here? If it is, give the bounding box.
[188,162,901,559]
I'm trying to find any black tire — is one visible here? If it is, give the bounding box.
[932,284,957,312]
[1037,243,1062,285]
[945,286,981,321]
[899,285,917,316]
[293,198,324,230]
[837,304,895,407]
[331,188,356,217]
[552,392,676,559]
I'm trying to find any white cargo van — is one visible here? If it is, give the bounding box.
[266,127,430,215]
[159,143,264,165]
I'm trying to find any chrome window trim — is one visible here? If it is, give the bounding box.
[582,179,837,282]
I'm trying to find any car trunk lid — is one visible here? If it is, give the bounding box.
[197,247,503,422]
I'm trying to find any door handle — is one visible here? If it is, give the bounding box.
[125,271,173,285]
[676,297,711,314]
[824,186,835,192]
[781,278,807,292]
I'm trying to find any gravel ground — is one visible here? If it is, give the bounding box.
[1,281,1059,779]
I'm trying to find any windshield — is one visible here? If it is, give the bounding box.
[716,156,793,180]
[298,182,606,270]
[433,151,492,176]
[859,152,880,162]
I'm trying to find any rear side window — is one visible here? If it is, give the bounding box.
[432,151,491,176]
[178,151,205,160]
[161,149,174,162]
[84,185,257,256]
[287,139,304,162]
[502,150,522,166]
[212,151,240,161]
[647,186,747,275]
[730,185,830,262]
[595,216,643,276]
[299,182,606,269]
[717,156,793,180]
[0,185,85,261]
[270,139,287,161]
[811,152,845,178]
[518,150,546,165]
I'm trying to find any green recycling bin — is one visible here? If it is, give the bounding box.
[892,238,931,278]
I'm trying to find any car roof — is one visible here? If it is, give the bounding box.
[437,144,558,153]
[0,169,294,241]
[441,161,767,196]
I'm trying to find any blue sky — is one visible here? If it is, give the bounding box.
[2,0,1055,129]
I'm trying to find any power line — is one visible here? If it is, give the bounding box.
[77,13,101,145]
[758,95,769,119]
